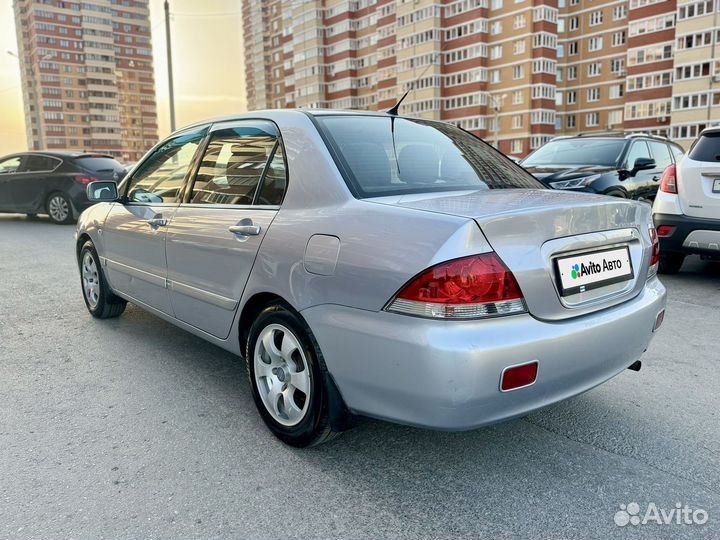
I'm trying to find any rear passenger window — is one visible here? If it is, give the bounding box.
[649,141,673,170]
[190,121,287,206]
[19,155,60,172]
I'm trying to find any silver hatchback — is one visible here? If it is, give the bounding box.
[76,110,667,447]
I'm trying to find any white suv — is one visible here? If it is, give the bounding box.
[653,126,720,273]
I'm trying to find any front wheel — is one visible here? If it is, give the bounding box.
[79,240,127,318]
[46,192,74,224]
[246,304,338,447]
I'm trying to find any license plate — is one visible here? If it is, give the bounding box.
[713,179,720,193]
[555,246,634,296]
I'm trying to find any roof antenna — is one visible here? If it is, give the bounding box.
[386,51,441,116]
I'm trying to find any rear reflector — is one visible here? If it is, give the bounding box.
[385,252,526,319]
[648,226,660,279]
[656,225,675,237]
[73,175,98,185]
[654,309,665,332]
[501,361,538,392]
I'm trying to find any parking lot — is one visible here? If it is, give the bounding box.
[1,213,719,540]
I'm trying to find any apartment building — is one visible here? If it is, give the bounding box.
[13,0,158,162]
[243,0,720,156]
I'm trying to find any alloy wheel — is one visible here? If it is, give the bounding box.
[253,323,311,427]
[82,252,100,308]
[48,195,69,222]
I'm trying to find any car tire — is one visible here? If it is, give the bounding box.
[246,303,338,447]
[604,189,627,199]
[46,191,74,224]
[79,240,127,318]
[659,252,685,274]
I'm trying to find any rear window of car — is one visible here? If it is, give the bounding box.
[315,115,543,198]
[75,156,126,173]
[688,132,720,162]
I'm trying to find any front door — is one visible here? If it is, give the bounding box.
[166,120,288,339]
[0,156,23,211]
[101,126,208,315]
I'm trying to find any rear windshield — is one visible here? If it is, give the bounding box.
[315,115,543,197]
[522,139,625,167]
[75,156,125,173]
[688,132,720,162]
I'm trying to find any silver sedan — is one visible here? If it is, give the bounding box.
[76,110,667,447]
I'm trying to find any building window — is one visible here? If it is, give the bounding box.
[569,16,579,31]
[568,66,578,79]
[612,31,626,47]
[589,36,603,52]
[608,110,623,126]
[514,14,526,29]
[514,39,526,55]
[587,88,601,102]
[609,84,625,99]
[586,112,600,127]
[613,5,627,20]
[511,140,524,154]
[513,90,524,104]
[588,62,602,77]
[567,115,576,128]
[512,115,523,129]
[589,10,603,26]
[569,41,578,55]
[513,65,524,79]
[567,91,577,104]
[491,21,503,34]
[492,0,504,9]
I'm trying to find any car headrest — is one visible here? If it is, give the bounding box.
[398,144,439,184]
[340,142,392,187]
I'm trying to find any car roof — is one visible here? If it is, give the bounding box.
[1,150,116,160]
[700,126,720,135]
[175,108,420,135]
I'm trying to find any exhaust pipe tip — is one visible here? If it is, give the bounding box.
[627,360,642,372]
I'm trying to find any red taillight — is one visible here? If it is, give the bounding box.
[501,361,538,392]
[73,175,98,185]
[386,253,526,319]
[656,225,675,237]
[659,164,677,194]
[648,226,660,277]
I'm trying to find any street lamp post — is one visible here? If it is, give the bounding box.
[7,50,54,150]
[164,0,176,133]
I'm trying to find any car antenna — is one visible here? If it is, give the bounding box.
[386,51,441,116]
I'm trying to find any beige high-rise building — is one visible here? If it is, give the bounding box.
[242,0,720,156]
[13,0,158,162]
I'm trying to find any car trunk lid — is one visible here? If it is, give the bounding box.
[371,189,653,321]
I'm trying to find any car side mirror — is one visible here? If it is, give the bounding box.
[632,157,656,173]
[87,181,119,202]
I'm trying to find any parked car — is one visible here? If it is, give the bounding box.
[76,110,666,447]
[652,126,720,273]
[0,151,126,224]
[521,133,684,201]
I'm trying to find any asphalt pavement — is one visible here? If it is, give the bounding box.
[1,213,719,540]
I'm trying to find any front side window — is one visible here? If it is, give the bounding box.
[316,115,543,197]
[126,127,207,204]
[0,156,22,174]
[625,141,651,168]
[189,121,287,205]
[523,139,625,167]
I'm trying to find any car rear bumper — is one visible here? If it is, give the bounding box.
[301,278,666,430]
[653,212,720,256]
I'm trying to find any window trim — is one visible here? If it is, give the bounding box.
[181,118,289,209]
[11,154,63,174]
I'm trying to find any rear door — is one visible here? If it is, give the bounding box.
[165,120,287,339]
[0,155,23,210]
[678,130,720,220]
[102,126,208,315]
[11,154,63,211]
[648,140,674,198]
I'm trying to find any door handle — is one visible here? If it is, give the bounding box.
[652,176,660,181]
[228,224,261,236]
[146,216,169,228]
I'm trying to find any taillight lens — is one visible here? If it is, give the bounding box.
[386,253,527,319]
[73,175,98,185]
[648,226,660,278]
[659,164,677,194]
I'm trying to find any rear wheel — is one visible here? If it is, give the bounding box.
[246,304,338,447]
[659,252,685,274]
[79,240,127,318]
[46,192,74,224]
[604,189,627,199]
